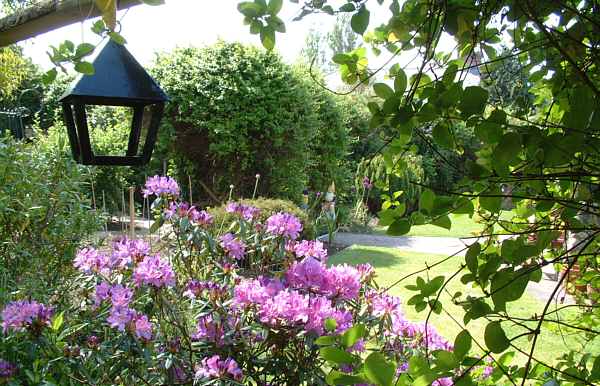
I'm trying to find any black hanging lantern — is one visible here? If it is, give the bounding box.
[59,40,169,166]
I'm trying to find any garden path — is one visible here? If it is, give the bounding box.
[330,232,574,304]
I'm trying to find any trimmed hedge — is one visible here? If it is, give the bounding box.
[209,197,315,240]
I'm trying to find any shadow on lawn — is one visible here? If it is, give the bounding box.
[328,246,407,269]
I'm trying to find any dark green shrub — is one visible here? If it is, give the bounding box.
[0,135,101,301]
[209,197,315,239]
[151,42,340,202]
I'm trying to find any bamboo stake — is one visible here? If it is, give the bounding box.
[188,175,193,204]
[129,186,135,239]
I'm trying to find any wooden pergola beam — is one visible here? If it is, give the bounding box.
[0,0,142,47]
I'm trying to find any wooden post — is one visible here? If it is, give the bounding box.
[129,186,135,239]
[0,0,143,47]
[188,175,193,204]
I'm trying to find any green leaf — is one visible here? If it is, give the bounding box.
[459,86,489,117]
[394,68,407,94]
[492,132,521,171]
[465,243,480,273]
[388,218,411,236]
[74,61,95,75]
[479,186,502,212]
[268,0,283,14]
[51,311,64,331]
[433,123,454,148]
[364,352,396,386]
[75,43,95,59]
[433,350,458,370]
[238,2,264,17]
[314,335,337,346]
[108,31,126,44]
[260,26,276,50]
[351,5,370,35]
[454,330,472,359]
[341,323,366,349]
[324,317,337,332]
[484,321,510,353]
[320,346,355,364]
[373,83,394,99]
[339,3,356,12]
[140,0,164,5]
[419,190,435,213]
[432,215,451,230]
[42,68,57,85]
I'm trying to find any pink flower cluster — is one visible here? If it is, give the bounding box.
[367,290,403,317]
[293,239,328,262]
[266,212,303,239]
[1,300,53,333]
[388,312,453,352]
[195,355,243,381]
[75,238,151,275]
[219,233,246,260]
[286,258,362,300]
[133,255,176,288]
[142,175,180,198]
[233,276,352,335]
[95,282,153,340]
[226,202,260,221]
[183,280,228,300]
[165,202,213,227]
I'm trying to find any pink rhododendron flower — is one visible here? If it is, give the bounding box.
[266,212,303,239]
[94,282,112,308]
[258,289,310,326]
[133,313,153,340]
[74,247,114,275]
[107,306,135,331]
[133,255,176,288]
[226,202,260,221]
[142,175,180,198]
[195,355,243,381]
[219,233,246,260]
[1,300,53,333]
[294,240,328,262]
[326,264,362,300]
[110,284,134,308]
[367,290,402,317]
[111,237,150,266]
[286,257,329,292]
[193,315,224,346]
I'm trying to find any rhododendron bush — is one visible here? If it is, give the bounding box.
[0,177,495,385]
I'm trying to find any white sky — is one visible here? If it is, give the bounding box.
[21,1,371,69]
[18,0,467,86]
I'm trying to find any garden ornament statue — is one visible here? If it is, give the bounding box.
[60,39,168,166]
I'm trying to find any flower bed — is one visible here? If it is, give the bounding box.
[0,176,495,385]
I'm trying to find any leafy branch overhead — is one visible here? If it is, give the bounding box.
[238,0,600,385]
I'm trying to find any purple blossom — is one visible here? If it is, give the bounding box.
[388,313,453,352]
[107,306,135,331]
[305,296,352,335]
[110,284,134,308]
[195,355,243,381]
[133,313,153,340]
[133,255,176,288]
[142,175,180,198]
[219,233,246,260]
[432,377,454,386]
[111,237,150,266]
[194,210,214,227]
[356,263,375,282]
[363,176,373,190]
[286,259,362,300]
[74,247,114,275]
[266,212,303,239]
[94,282,112,308]
[226,202,260,221]
[1,300,53,333]
[294,240,328,262]
[258,289,310,327]
[367,291,402,317]
[0,359,16,379]
[193,315,224,346]
[233,278,284,309]
[184,280,227,299]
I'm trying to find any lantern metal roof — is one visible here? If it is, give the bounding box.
[60,39,168,105]
[59,39,168,166]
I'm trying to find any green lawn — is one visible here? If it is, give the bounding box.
[373,211,515,238]
[329,245,600,365]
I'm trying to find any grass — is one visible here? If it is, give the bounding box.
[329,245,600,365]
[372,210,515,238]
